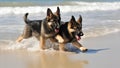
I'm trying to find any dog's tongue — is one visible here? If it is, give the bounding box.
[55,28,59,32]
[76,35,81,40]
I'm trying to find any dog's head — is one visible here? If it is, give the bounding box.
[68,15,84,40]
[46,7,61,33]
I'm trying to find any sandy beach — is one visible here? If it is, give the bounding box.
[0,32,120,68]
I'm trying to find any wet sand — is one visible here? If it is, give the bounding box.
[0,50,88,68]
[0,32,120,68]
[82,32,120,68]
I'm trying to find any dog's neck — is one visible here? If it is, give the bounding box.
[41,18,56,38]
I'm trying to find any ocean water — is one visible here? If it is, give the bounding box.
[0,0,120,51]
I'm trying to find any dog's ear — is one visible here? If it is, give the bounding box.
[56,7,61,24]
[68,16,76,32]
[55,7,60,16]
[77,15,82,24]
[47,8,53,19]
[70,16,76,25]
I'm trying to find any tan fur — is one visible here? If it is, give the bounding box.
[72,41,83,48]
[72,41,87,52]
[68,23,75,32]
[55,35,64,43]
[16,36,24,43]
[59,43,65,52]
[40,36,45,50]
[48,22,52,26]
[79,47,87,52]
[67,23,75,37]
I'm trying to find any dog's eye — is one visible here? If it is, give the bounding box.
[76,27,81,30]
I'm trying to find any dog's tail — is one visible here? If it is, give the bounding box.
[24,13,29,24]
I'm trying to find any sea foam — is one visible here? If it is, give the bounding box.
[0,2,120,15]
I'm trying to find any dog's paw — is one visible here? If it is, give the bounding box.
[80,47,88,52]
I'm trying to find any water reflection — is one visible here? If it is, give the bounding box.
[0,50,88,68]
[27,51,88,68]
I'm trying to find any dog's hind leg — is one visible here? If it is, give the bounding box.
[16,25,32,43]
[72,41,88,52]
[16,35,24,43]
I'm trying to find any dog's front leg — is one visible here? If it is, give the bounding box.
[72,41,87,52]
[55,35,64,43]
[55,35,65,52]
[40,36,45,50]
[59,43,65,52]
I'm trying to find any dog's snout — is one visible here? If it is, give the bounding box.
[80,32,84,36]
[77,31,84,36]
[56,22,60,29]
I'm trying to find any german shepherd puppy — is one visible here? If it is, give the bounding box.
[16,7,61,50]
[50,15,87,52]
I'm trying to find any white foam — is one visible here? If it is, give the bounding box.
[3,37,40,51]
[0,2,120,15]
[3,37,59,52]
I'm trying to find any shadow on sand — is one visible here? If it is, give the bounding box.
[85,48,110,54]
[65,44,110,54]
[69,48,110,54]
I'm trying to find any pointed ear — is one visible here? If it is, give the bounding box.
[55,7,60,16]
[70,15,76,23]
[69,16,76,26]
[77,15,82,24]
[68,16,76,32]
[47,8,53,18]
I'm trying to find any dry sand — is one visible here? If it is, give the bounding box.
[0,32,120,68]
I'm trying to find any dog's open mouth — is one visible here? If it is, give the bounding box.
[75,35,81,40]
[55,28,59,33]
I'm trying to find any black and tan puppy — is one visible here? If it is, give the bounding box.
[50,15,87,52]
[16,7,61,50]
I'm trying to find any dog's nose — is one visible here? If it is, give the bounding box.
[80,32,84,36]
